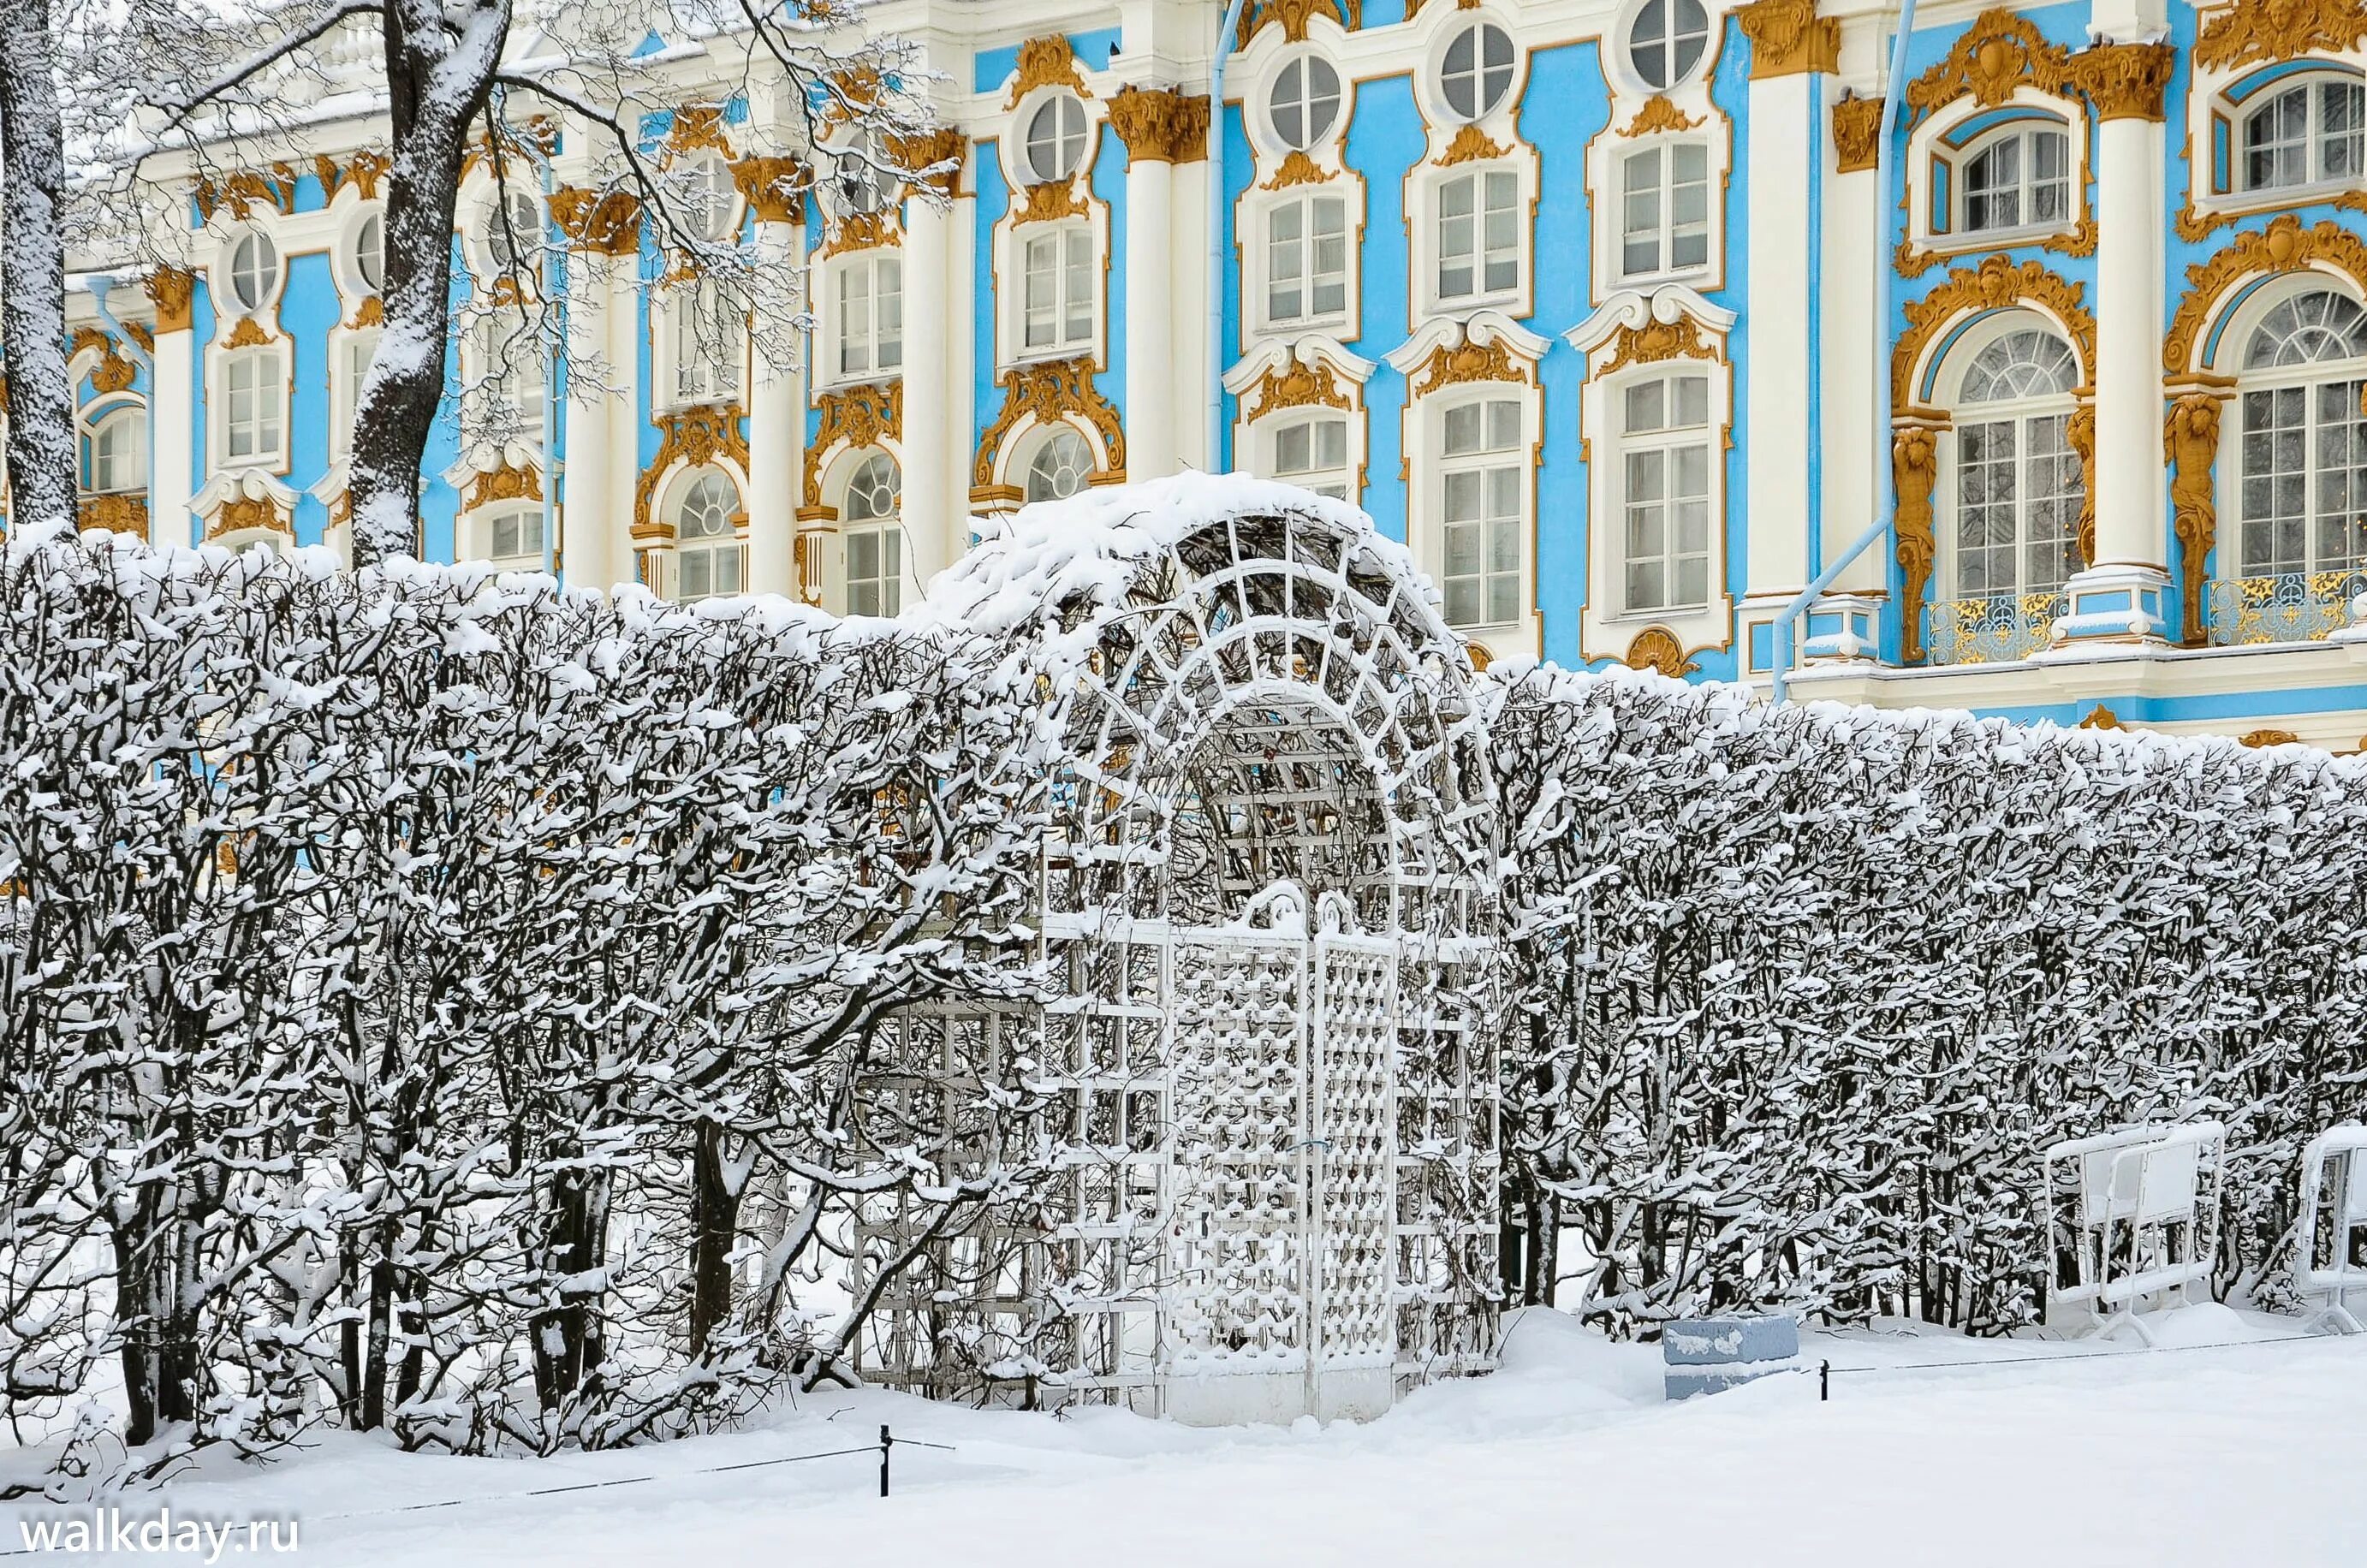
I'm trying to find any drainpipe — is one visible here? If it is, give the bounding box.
[1770,0,1921,704]
[1206,0,1250,474]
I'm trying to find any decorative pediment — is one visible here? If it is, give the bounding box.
[1224,336,1377,425]
[1388,311,1551,395]
[78,494,148,536]
[1262,151,1330,189]
[1903,9,2077,125]
[1007,37,1092,107]
[69,328,137,394]
[972,356,1126,488]
[1565,285,1738,367]
[192,469,299,544]
[805,382,905,509]
[2195,0,2367,72]
[1624,627,1701,678]
[1621,96,1705,138]
[1892,256,2094,407]
[1013,181,1089,227]
[2164,215,2367,374]
[1437,125,1509,166]
[633,403,749,540]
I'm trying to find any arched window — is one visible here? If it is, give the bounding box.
[467,317,545,443]
[1025,428,1094,503]
[681,154,737,242]
[832,131,887,216]
[1439,21,1515,122]
[1949,329,2084,606]
[2240,77,2364,193]
[2233,289,2367,589]
[1439,396,1524,627]
[83,406,146,495]
[673,470,744,600]
[1270,412,1350,500]
[227,231,278,313]
[1618,141,1710,281]
[483,504,544,567]
[1268,55,1342,151]
[1023,95,1089,184]
[1960,122,2071,235]
[842,453,903,615]
[1627,0,1710,91]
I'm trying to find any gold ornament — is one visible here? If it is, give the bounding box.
[1437,124,1509,165]
[2069,41,2175,121]
[466,462,542,510]
[1893,425,1942,663]
[1903,9,2076,124]
[1624,627,1700,678]
[633,404,749,540]
[1833,94,1884,173]
[1412,336,1531,396]
[887,128,969,196]
[1237,0,1357,46]
[973,356,1125,488]
[2165,391,2227,644]
[1246,358,1352,424]
[1107,87,1210,165]
[70,328,136,394]
[1893,255,2094,408]
[805,382,905,509]
[1262,150,1330,189]
[1601,315,1721,375]
[146,267,194,333]
[1621,96,1705,138]
[2165,216,2367,374]
[2194,0,2367,72]
[550,187,645,254]
[1007,37,1091,106]
[1736,0,1841,78]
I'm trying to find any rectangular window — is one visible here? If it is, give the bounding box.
[490,508,544,562]
[1440,397,1523,628]
[333,331,380,460]
[467,322,544,444]
[1620,374,1713,613]
[224,350,282,461]
[673,279,744,402]
[1620,143,1710,279]
[836,258,903,379]
[1023,226,1093,353]
[1437,170,1519,303]
[846,526,904,616]
[1267,195,1349,325]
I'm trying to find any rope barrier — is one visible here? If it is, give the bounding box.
[1815,1327,2358,1399]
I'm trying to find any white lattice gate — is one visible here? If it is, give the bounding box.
[1160,887,1404,1424]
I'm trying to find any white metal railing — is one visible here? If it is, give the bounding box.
[1924,591,2064,665]
[2207,569,2367,646]
[2297,1127,2367,1334]
[2042,1121,2225,1343]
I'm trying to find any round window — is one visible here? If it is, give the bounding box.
[354,211,384,293]
[1629,0,1710,90]
[1025,95,1090,183]
[228,231,279,312]
[1026,429,1094,502]
[1441,21,1516,122]
[845,453,901,520]
[1269,55,1343,151]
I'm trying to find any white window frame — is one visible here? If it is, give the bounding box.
[669,467,746,601]
[1412,154,1537,323]
[464,314,548,447]
[1623,0,1713,93]
[342,205,386,298]
[1432,18,1519,125]
[1262,408,1357,502]
[2237,73,2365,196]
[470,502,545,568]
[330,327,381,460]
[471,186,544,286]
[660,274,748,409]
[82,403,147,496]
[222,228,282,317]
[1616,138,1714,284]
[1614,370,1718,615]
[1955,122,2076,240]
[1263,189,1354,331]
[1406,386,1537,643]
[1017,221,1097,359]
[1936,324,2086,605]
[1906,98,2088,256]
[1264,50,1346,153]
[841,451,906,616]
[2220,285,2367,587]
[217,343,287,469]
[822,251,904,386]
[1021,425,1099,503]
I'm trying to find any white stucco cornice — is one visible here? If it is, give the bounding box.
[1383,310,1551,378]
[1563,285,1738,357]
[1222,333,1377,395]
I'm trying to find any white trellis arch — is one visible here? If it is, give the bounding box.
[856,474,1502,1424]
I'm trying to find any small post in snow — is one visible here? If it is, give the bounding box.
[879,1423,892,1497]
[1819,1359,1830,1402]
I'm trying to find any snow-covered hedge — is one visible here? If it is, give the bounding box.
[0,526,1044,1477]
[1486,664,2367,1334]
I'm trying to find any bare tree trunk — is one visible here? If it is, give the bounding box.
[688,1120,742,1358]
[347,0,508,565]
[0,0,79,530]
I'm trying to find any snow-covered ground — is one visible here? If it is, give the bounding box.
[7,1304,2363,1567]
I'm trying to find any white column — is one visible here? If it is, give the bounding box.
[1170,152,1210,474]
[2053,42,2174,644]
[146,268,196,548]
[745,216,801,600]
[1122,145,1175,480]
[903,193,955,584]
[1818,92,1882,592]
[606,250,644,591]
[1744,69,1816,599]
[561,251,616,591]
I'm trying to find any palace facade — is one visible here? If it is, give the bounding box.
[38,0,2367,744]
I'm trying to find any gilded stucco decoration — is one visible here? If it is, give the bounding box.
[70,328,137,395]
[146,267,194,333]
[1624,627,1701,678]
[972,356,1126,488]
[458,117,556,183]
[1621,96,1705,138]
[2078,704,2125,729]
[1892,425,1943,663]
[1411,336,1532,396]
[633,403,749,540]
[1237,0,1358,46]
[1600,314,1722,375]
[467,462,542,511]
[1896,217,2097,277]
[1107,87,1210,165]
[1014,181,1090,226]
[1263,151,1330,190]
[888,128,970,195]
[194,164,300,223]
[663,104,734,163]
[2165,390,2228,644]
[206,494,289,542]
[2193,0,2367,71]
[551,187,645,254]
[804,383,905,510]
[225,317,274,348]
[1245,358,1353,424]
[1902,9,2077,125]
[1892,255,2095,408]
[1832,94,1884,173]
[821,208,901,253]
[1736,0,1841,78]
[352,295,384,328]
[2070,40,2176,120]
[79,495,147,534]
[729,157,808,224]
[315,150,390,203]
[2066,401,2097,567]
[1007,36,1092,107]
[2239,728,2304,748]
[1437,125,1510,166]
[2164,216,2367,374]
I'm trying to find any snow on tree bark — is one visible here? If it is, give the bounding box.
[0,0,80,532]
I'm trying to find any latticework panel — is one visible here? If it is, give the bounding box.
[1312,934,1398,1368]
[1163,932,1308,1375]
[1390,949,1502,1377]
